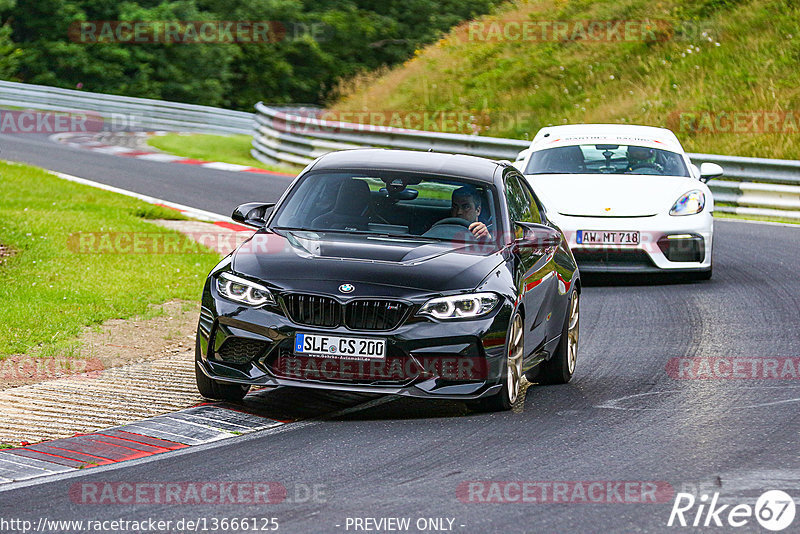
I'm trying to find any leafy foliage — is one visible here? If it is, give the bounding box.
[0,0,503,109]
[0,23,21,78]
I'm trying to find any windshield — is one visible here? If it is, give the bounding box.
[271,171,498,243]
[525,144,690,177]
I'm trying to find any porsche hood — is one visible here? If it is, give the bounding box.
[527,174,707,217]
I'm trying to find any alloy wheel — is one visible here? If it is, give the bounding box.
[567,292,579,375]
[507,313,524,404]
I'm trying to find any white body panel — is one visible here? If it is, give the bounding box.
[518,124,715,273]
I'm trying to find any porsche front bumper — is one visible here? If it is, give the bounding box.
[548,211,713,273]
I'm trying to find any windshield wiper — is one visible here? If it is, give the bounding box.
[273,227,371,235]
[368,234,447,242]
[273,227,448,242]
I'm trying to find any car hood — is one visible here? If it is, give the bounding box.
[231,230,505,295]
[527,174,702,217]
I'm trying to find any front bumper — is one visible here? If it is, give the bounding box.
[548,211,713,273]
[197,288,513,400]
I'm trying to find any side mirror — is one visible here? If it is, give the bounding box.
[232,202,275,228]
[514,222,561,249]
[513,149,529,172]
[699,162,723,183]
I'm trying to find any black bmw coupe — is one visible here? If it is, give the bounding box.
[196,149,581,411]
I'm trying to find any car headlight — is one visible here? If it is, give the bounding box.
[216,272,275,307]
[670,190,705,216]
[418,292,500,320]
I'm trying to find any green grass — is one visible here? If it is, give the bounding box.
[332,0,800,160]
[147,133,299,174]
[0,160,221,358]
[714,211,800,225]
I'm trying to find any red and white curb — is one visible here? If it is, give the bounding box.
[0,404,285,485]
[50,131,296,177]
[0,166,396,487]
[0,391,390,487]
[0,171,267,484]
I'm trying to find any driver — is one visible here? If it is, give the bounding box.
[626,146,663,173]
[450,186,491,239]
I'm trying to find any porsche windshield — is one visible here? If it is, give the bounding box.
[271,172,498,242]
[525,144,690,177]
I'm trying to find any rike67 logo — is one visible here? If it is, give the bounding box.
[668,490,795,530]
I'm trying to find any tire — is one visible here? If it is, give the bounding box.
[468,311,524,412]
[538,291,579,385]
[195,336,250,402]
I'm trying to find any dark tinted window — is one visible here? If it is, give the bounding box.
[525,144,690,177]
[271,171,498,242]
[504,174,541,238]
[505,174,540,224]
[515,175,542,224]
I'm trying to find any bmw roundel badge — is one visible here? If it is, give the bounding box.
[339,283,355,293]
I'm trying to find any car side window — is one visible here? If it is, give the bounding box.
[504,174,529,239]
[514,174,543,225]
[504,173,540,229]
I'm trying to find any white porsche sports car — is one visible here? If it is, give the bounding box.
[514,124,722,280]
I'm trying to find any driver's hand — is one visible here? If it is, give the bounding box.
[469,221,491,239]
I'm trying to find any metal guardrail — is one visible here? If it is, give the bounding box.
[683,154,800,219]
[687,153,800,186]
[2,81,797,221]
[252,103,800,220]
[0,80,255,134]
[251,102,528,164]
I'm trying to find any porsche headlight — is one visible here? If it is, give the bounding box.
[216,272,275,306]
[418,292,500,320]
[670,190,705,216]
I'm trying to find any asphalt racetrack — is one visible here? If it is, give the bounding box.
[1,132,799,533]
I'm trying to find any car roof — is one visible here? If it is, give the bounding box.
[529,124,684,153]
[308,149,503,183]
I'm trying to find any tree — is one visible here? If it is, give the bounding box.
[0,0,504,108]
